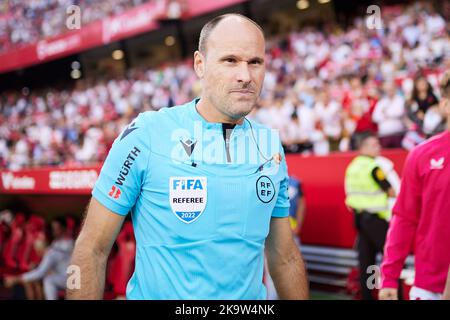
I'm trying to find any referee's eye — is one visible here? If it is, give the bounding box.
[249,58,263,65]
[224,57,237,64]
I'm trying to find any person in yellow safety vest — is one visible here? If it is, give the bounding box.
[345,133,396,300]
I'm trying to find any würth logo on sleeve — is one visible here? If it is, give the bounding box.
[115,146,141,186]
[430,157,445,170]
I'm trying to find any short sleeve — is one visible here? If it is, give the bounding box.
[92,113,151,216]
[272,144,290,218]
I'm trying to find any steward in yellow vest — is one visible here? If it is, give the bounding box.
[344,133,396,300]
[345,155,391,221]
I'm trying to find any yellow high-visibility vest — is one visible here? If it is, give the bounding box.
[345,155,391,221]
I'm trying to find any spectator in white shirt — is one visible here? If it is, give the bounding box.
[281,111,313,154]
[372,81,406,148]
[296,102,316,142]
[314,90,342,151]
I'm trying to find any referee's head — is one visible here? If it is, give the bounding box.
[194,14,266,122]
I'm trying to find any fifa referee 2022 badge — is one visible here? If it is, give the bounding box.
[66,13,309,300]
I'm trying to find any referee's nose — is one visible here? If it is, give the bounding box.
[235,62,252,85]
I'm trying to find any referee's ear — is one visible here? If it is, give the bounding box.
[194,51,205,79]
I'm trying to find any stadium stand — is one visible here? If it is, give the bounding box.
[0,0,148,54]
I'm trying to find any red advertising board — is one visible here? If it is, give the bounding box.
[288,149,408,248]
[0,166,100,195]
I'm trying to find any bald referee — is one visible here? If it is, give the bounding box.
[67,14,309,300]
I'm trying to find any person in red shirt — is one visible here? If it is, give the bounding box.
[379,71,450,300]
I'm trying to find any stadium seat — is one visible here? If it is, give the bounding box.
[402,280,412,300]
[0,220,11,262]
[346,267,362,300]
[1,213,26,272]
[16,215,46,272]
[65,217,76,238]
[108,221,136,297]
[104,251,118,300]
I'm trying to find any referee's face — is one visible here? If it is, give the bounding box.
[195,17,265,121]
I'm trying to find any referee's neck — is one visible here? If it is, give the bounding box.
[196,98,244,125]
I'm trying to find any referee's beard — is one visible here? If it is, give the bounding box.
[203,89,260,123]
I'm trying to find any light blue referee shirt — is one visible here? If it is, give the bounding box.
[92,98,290,299]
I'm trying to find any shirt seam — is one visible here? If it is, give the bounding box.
[143,113,153,188]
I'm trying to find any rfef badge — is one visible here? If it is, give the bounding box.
[169,177,207,223]
[256,175,275,203]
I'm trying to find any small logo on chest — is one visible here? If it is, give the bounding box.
[256,175,276,203]
[430,157,445,170]
[180,138,197,157]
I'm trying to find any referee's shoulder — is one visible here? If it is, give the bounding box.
[137,103,190,128]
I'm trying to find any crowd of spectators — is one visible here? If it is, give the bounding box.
[256,2,449,154]
[1,1,450,169]
[0,0,148,54]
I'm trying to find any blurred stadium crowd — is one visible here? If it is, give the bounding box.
[1,1,450,169]
[0,0,148,53]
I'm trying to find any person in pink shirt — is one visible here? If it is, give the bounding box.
[379,71,450,300]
